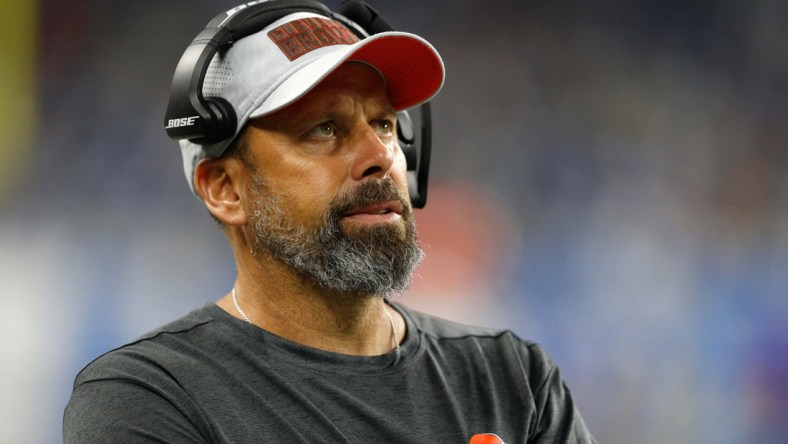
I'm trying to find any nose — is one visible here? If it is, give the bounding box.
[349,123,395,181]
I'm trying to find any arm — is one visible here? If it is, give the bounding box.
[527,351,596,444]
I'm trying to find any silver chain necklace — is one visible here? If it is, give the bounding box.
[231,288,399,352]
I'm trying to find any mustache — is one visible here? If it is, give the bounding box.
[328,179,412,221]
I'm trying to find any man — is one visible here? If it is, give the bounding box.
[64,2,596,443]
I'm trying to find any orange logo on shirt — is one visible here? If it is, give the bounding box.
[470,433,506,444]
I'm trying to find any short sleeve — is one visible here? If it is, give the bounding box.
[63,378,208,443]
[526,349,596,444]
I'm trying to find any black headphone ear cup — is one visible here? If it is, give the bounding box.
[197,97,238,145]
[398,110,417,169]
[397,110,414,145]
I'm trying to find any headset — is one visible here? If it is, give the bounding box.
[164,0,433,208]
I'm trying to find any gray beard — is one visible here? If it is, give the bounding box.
[248,176,424,297]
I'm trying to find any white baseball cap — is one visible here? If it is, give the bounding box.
[179,11,445,194]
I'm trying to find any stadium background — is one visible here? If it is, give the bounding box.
[1,0,786,442]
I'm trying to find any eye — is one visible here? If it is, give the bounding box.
[373,119,396,138]
[306,122,337,139]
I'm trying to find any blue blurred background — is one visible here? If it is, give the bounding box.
[1,0,786,442]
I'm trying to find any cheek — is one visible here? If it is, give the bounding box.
[273,160,344,219]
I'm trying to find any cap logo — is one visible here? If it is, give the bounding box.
[268,17,359,61]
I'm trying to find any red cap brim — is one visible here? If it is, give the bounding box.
[348,33,445,110]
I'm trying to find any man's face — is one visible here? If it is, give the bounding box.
[242,63,423,296]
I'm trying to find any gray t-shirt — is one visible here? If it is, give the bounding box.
[64,303,595,443]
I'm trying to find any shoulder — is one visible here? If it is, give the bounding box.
[73,304,222,385]
[64,305,226,443]
[397,304,555,379]
[397,305,596,441]
[400,304,508,339]
[398,303,541,348]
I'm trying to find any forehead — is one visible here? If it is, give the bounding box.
[258,62,394,124]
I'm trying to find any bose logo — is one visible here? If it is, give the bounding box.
[166,116,199,129]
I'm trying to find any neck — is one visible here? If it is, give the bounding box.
[218,255,403,356]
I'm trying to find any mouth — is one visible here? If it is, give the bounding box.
[341,200,404,224]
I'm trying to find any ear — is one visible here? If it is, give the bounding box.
[194,157,248,226]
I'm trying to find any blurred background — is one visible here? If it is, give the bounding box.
[1,0,786,442]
